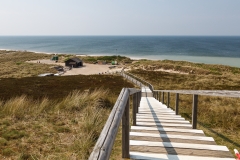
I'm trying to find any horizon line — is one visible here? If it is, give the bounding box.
[1,35,240,37]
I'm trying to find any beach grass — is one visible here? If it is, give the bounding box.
[0,75,134,159]
[0,89,110,159]
[0,50,56,78]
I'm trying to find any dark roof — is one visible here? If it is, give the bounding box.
[66,57,82,63]
[69,62,76,65]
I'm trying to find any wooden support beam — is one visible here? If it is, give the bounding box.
[167,92,170,108]
[122,98,130,158]
[162,92,164,104]
[192,94,198,129]
[175,93,179,115]
[132,94,137,126]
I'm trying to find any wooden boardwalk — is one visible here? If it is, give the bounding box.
[129,87,234,160]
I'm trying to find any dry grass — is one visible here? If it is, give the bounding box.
[0,89,113,159]
[0,50,56,78]
[128,59,240,76]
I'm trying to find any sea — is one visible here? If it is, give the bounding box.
[0,36,240,67]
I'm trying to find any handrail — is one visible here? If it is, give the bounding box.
[120,70,154,91]
[154,90,240,98]
[89,88,141,160]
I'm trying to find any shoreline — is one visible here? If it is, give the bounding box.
[1,49,240,68]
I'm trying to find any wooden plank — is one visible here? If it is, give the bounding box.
[130,140,229,151]
[131,126,204,133]
[130,152,234,160]
[137,122,192,127]
[136,116,185,120]
[138,112,176,115]
[138,110,175,113]
[136,119,190,123]
[138,108,173,111]
[136,114,182,118]
[130,132,214,141]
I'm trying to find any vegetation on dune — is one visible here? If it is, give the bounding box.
[128,68,240,154]
[0,89,112,159]
[0,75,134,159]
[79,55,132,64]
[128,59,240,76]
[0,50,56,78]
[0,75,134,101]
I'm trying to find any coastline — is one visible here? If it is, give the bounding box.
[1,49,240,68]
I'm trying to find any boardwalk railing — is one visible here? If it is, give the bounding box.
[121,71,154,91]
[153,90,240,129]
[89,88,141,160]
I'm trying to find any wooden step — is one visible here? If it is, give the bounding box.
[131,126,204,134]
[130,140,229,151]
[137,122,192,128]
[130,152,234,160]
[130,132,214,141]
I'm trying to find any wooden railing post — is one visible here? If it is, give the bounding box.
[192,94,198,129]
[122,97,130,158]
[159,92,161,101]
[136,92,139,113]
[132,93,137,126]
[175,93,179,115]
[167,92,170,108]
[162,92,164,104]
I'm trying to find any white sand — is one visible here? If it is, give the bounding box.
[27,59,123,75]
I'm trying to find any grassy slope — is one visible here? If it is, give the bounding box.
[0,75,134,159]
[0,51,135,159]
[128,59,240,155]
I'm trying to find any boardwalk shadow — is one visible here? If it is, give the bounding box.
[145,97,180,160]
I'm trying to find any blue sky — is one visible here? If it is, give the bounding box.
[0,0,240,36]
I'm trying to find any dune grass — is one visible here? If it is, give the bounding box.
[0,89,113,159]
[0,72,135,159]
[0,50,57,78]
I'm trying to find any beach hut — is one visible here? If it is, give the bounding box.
[65,57,83,68]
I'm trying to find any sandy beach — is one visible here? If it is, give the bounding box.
[27,59,124,75]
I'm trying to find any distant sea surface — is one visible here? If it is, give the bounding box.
[0,36,240,67]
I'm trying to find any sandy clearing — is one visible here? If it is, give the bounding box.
[27,59,124,75]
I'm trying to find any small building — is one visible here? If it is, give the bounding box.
[65,57,83,68]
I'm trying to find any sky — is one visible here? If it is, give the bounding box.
[0,0,240,36]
